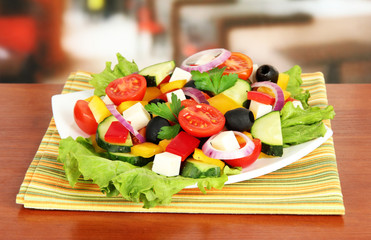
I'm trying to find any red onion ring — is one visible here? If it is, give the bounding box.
[202,131,255,160]
[180,48,231,73]
[251,81,285,111]
[106,104,146,143]
[182,87,209,104]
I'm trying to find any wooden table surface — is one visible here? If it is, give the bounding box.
[1,83,370,240]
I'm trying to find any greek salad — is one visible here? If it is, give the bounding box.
[57,48,335,208]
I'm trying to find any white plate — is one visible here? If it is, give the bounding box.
[52,90,333,188]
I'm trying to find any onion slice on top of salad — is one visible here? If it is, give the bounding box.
[182,87,209,104]
[180,48,231,73]
[202,131,255,160]
[251,81,285,111]
[106,104,146,143]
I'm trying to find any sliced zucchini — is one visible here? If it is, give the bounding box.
[108,152,153,167]
[139,60,175,86]
[96,115,133,153]
[181,159,221,179]
[221,79,251,106]
[251,111,283,157]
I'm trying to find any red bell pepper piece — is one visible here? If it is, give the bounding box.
[104,121,129,143]
[247,91,275,105]
[166,131,200,161]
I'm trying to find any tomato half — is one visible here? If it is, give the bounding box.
[219,52,253,80]
[178,104,225,138]
[106,74,147,105]
[74,100,98,135]
[225,139,261,168]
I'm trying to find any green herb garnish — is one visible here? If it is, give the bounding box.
[145,93,185,139]
[191,67,238,95]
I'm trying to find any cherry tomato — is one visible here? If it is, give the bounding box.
[181,99,198,108]
[178,104,225,138]
[106,74,147,105]
[225,139,261,168]
[73,100,98,135]
[219,52,253,80]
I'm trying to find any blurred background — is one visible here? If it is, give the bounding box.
[0,0,370,84]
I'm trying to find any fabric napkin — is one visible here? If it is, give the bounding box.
[16,71,345,214]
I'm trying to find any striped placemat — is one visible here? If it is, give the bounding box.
[16,71,345,214]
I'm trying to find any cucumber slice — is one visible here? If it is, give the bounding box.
[139,60,175,86]
[108,152,153,167]
[181,159,221,179]
[221,79,251,105]
[96,115,133,153]
[251,111,283,156]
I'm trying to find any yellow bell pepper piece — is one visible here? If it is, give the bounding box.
[277,73,290,90]
[142,87,162,101]
[88,95,111,123]
[193,148,225,170]
[117,101,148,114]
[84,96,94,102]
[158,139,172,151]
[160,80,187,93]
[130,142,163,158]
[235,132,253,147]
[207,93,241,115]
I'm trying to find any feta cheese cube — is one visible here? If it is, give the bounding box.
[166,89,186,103]
[152,152,182,176]
[249,100,273,119]
[169,67,192,82]
[211,131,240,151]
[122,102,151,131]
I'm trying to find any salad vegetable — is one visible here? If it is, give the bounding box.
[57,48,335,208]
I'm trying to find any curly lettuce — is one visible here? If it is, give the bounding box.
[57,137,231,208]
[89,53,138,96]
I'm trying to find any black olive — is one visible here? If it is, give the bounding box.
[256,64,279,83]
[224,108,254,132]
[148,98,166,105]
[183,80,196,88]
[145,116,171,144]
[243,99,251,109]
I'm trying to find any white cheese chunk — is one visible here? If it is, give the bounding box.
[166,89,186,103]
[102,95,114,105]
[249,100,273,119]
[152,152,182,177]
[122,102,151,131]
[250,64,259,83]
[169,67,192,82]
[292,100,304,109]
[211,131,240,151]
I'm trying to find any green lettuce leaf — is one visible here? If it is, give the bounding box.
[58,137,230,208]
[281,101,335,128]
[89,53,138,96]
[281,122,327,146]
[57,137,100,187]
[280,101,335,146]
[284,65,311,109]
[284,65,303,96]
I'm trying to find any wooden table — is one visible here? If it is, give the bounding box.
[0,83,370,239]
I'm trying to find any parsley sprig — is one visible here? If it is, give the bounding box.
[191,67,238,95]
[145,93,184,140]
